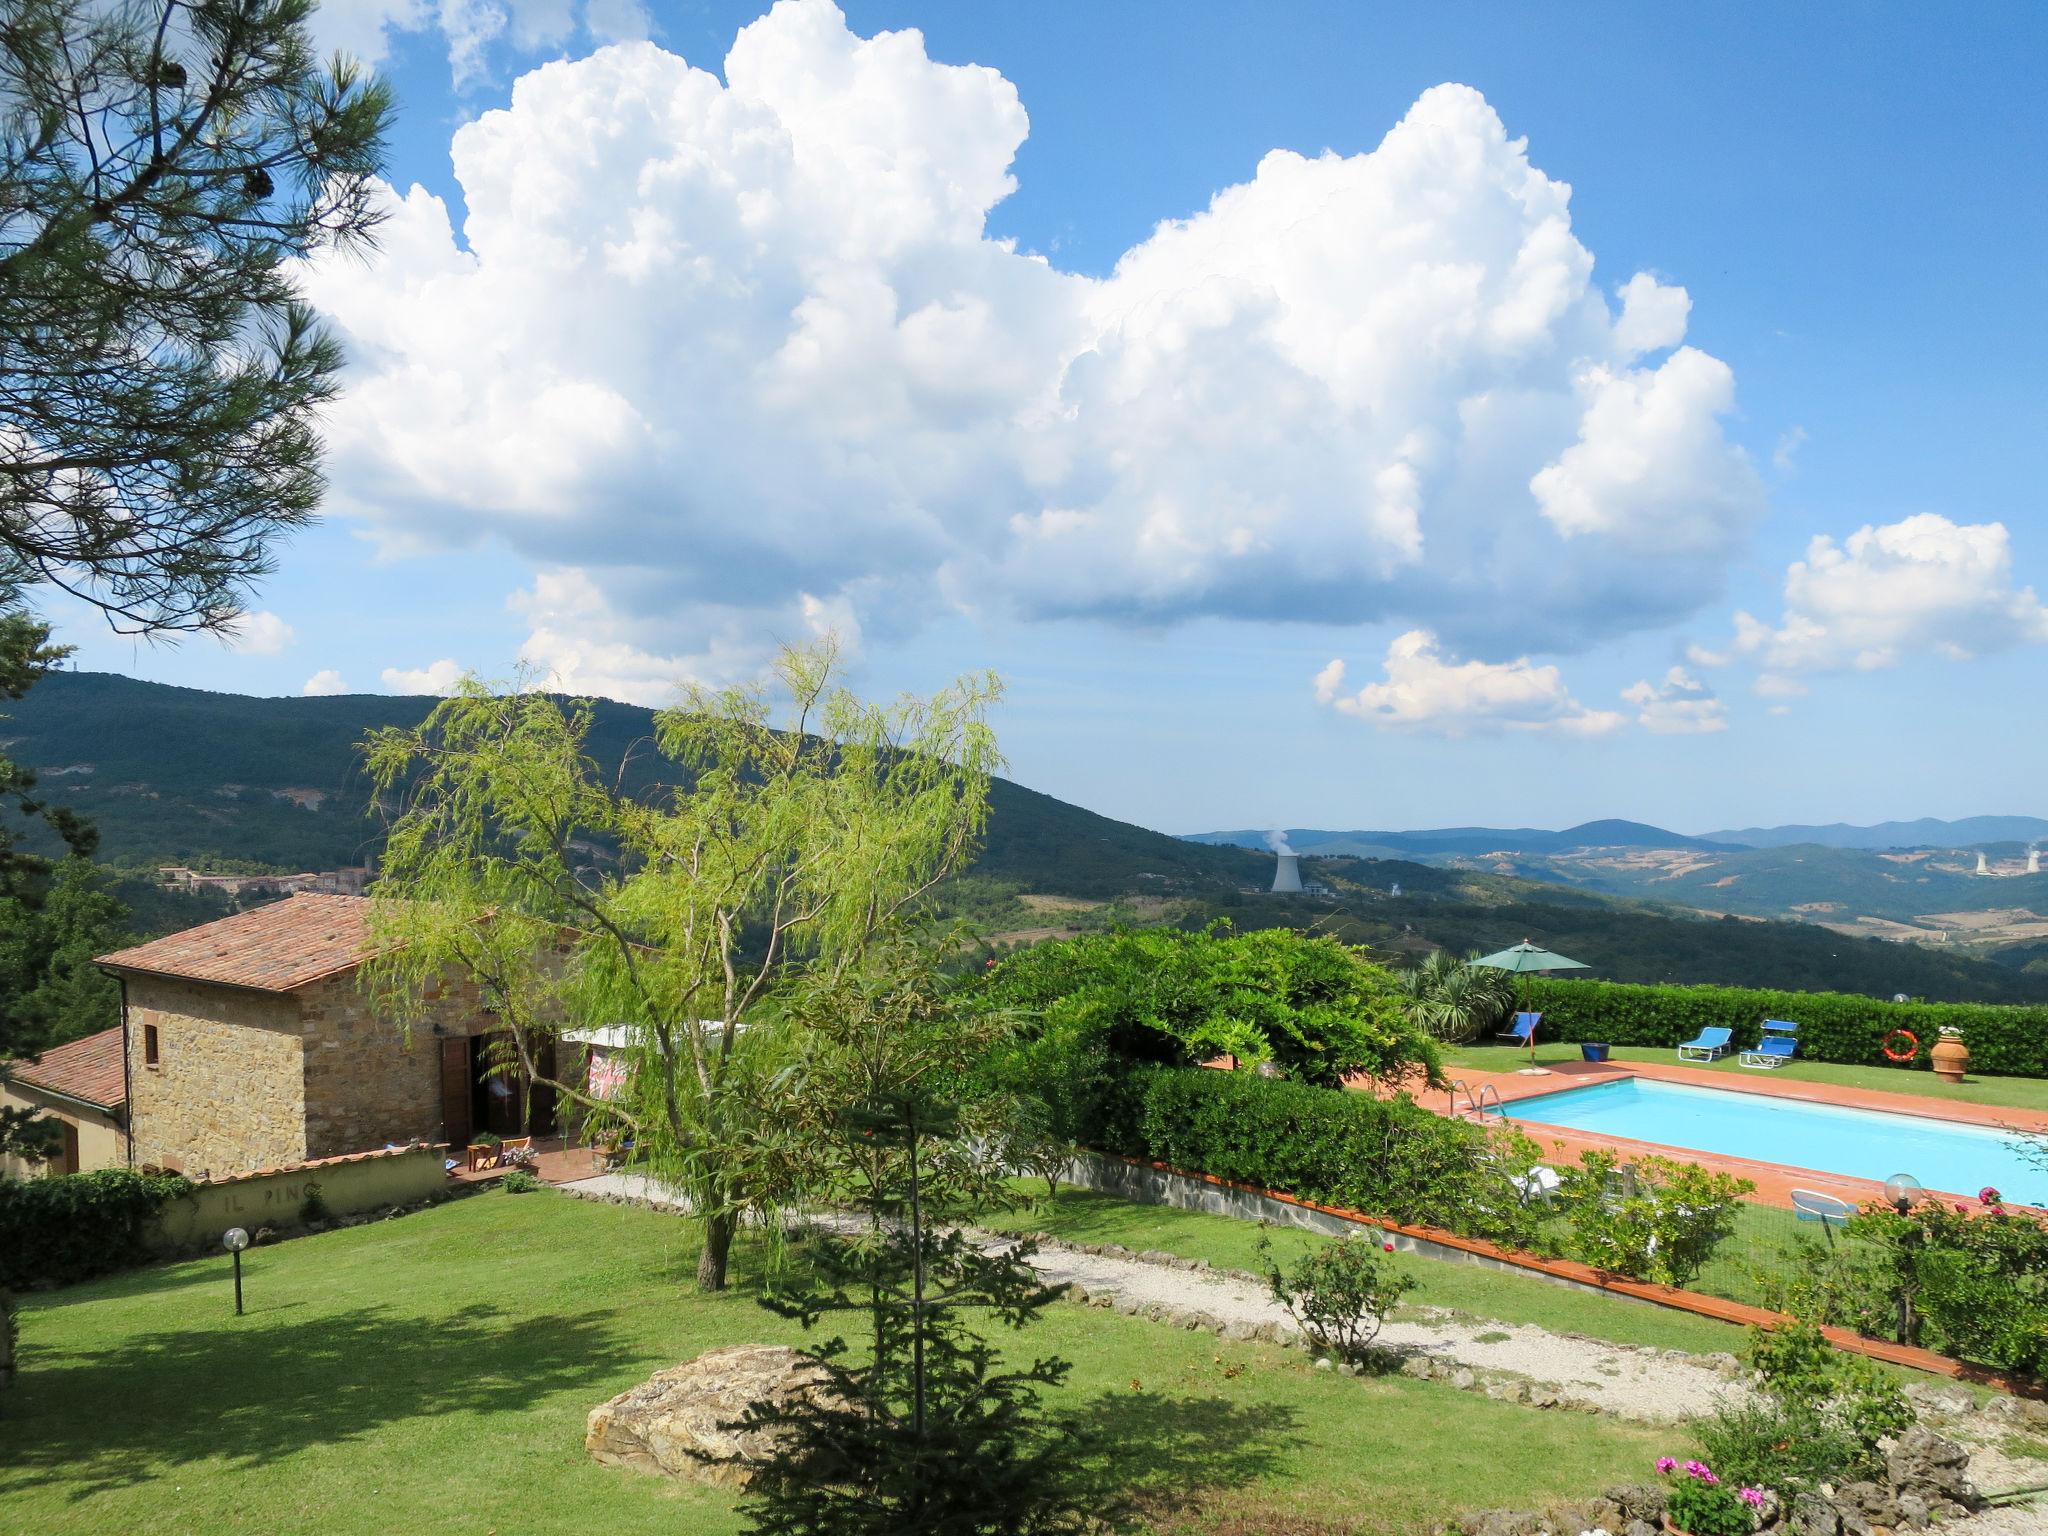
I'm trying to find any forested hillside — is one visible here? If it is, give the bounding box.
[11,671,2047,1006]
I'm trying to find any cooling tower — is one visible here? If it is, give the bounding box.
[1977,852,1990,875]
[2031,846,2041,875]
[1271,852,1303,893]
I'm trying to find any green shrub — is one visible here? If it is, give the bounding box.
[1256,1230,1415,1361]
[1524,976,2048,1076]
[1744,1234,1894,1336]
[1853,1199,2048,1371]
[1556,1151,1753,1287]
[501,1169,541,1194]
[1659,1461,1758,1535]
[1064,1060,1551,1250]
[0,1168,191,1290]
[1698,1318,1910,1496]
[981,924,1442,1089]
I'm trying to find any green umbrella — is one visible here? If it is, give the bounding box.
[1471,940,1592,1064]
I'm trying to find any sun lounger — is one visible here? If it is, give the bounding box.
[1739,1020,1800,1070]
[1497,1011,1541,1046]
[1676,1025,1733,1062]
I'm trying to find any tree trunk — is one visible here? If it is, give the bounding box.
[697,1208,736,1291]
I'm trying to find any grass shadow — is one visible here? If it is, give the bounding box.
[2,1300,636,1501]
[1062,1389,1306,1527]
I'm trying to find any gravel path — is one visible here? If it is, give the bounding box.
[564,1171,1735,1422]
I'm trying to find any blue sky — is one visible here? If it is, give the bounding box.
[55,1,2048,836]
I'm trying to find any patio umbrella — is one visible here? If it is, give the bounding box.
[1471,940,1592,1067]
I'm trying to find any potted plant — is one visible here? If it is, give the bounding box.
[1930,1025,1969,1084]
[1657,1458,1759,1536]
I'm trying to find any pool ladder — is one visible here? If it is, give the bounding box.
[1447,1079,1508,1122]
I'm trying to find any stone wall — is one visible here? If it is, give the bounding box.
[126,970,496,1177]
[297,973,487,1159]
[151,1144,450,1250]
[126,976,308,1177]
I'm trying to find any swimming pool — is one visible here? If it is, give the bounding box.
[1506,1076,2046,1204]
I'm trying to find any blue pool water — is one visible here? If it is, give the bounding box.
[1506,1077,2047,1204]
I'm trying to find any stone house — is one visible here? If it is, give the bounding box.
[96,894,555,1179]
[0,1026,127,1179]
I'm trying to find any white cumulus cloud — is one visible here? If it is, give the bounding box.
[1622,666,1727,734]
[1314,631,1623,737]
[302,0,1762,678]
[382,658,468,695]
[220,610,295,655]
[1719,514,2048,695]
[302,669,350,696]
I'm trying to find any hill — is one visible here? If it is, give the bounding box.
[5,671,1267,898]
[1702,815,2048,850]
[1186,821,1728,856]
[11,672,2047,1004]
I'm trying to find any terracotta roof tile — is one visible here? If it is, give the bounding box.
[9,1026,125,1110]
[96,893,374,993]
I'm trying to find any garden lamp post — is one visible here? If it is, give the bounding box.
[1883,1173,1923,1346]
[223,1227,250,1316]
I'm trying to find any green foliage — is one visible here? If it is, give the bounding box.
[1256,1230,1416,1361]
[298,1180,331,1224]
[1556,1152,1753,1287]
[1698,1318,1910,1496]
[0,1168,190,1290]
[0,856,127,1049]
[1,0,392,633]
[981,924,1442,1089]
[500,1169,540,1194]
[1660,1463,1756,1536]
[1394,950,1517,1044]
[1064,1060,1551,1249]
[1853,1199,2048,1371]
[1744,1234,1894,1337]
[1524,974,2048,1075]
[363,640,1002,1290]
[742,1088,1087,1536]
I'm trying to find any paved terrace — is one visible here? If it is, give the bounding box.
[1407,1056,2048,1210]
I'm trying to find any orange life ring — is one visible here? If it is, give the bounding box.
[1882,1028,1919,1063]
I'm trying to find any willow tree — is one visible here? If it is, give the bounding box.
[362,641,1003,1290]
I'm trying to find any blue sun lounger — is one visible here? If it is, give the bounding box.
[1497,1011,1541,1046]
[1675,1025,1733,1062]
[1739,1019,1799,1070]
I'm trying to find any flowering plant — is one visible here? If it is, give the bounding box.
[1939,1025,1965,1038]
[1658,1458,1756,1535]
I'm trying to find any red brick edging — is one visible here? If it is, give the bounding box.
[1094,1150,2043,1398]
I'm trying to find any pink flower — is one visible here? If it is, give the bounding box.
[1740,1487,1766,1507]
[1955,1202,1969,1213]
[1684,1460,1719,1484]
[1656,1457,1678,1474]
[1383,1241,1396,1252]
[1980,1186,2001,1204]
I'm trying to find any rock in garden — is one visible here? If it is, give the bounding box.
[586,1344,843,1489]
[1884,1427,1977,1508]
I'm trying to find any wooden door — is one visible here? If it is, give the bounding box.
[59,1120,80,1175]
[440,1036,474,1146]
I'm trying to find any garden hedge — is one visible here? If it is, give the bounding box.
[0,1167,190,1291]
[1082,1062,1539,1244]
[1521,977,2048,1078]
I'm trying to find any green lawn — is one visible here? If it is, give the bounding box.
[1443,1041,2048,1113]
[7,1188,1682,1536]
[986,1182,1752,1355]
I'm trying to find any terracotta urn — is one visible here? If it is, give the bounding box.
[1931,1033,1969,1084]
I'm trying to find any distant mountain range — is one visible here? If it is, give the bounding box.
[10,672,2047,1003]
[1188,816,2048,856]
[1186,820,1733,856]
[1702,816,2048,850]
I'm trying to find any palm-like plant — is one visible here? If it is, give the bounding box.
[1395,951,1516,1044]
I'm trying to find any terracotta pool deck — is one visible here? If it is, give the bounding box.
[1415,1057,2048,1210]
